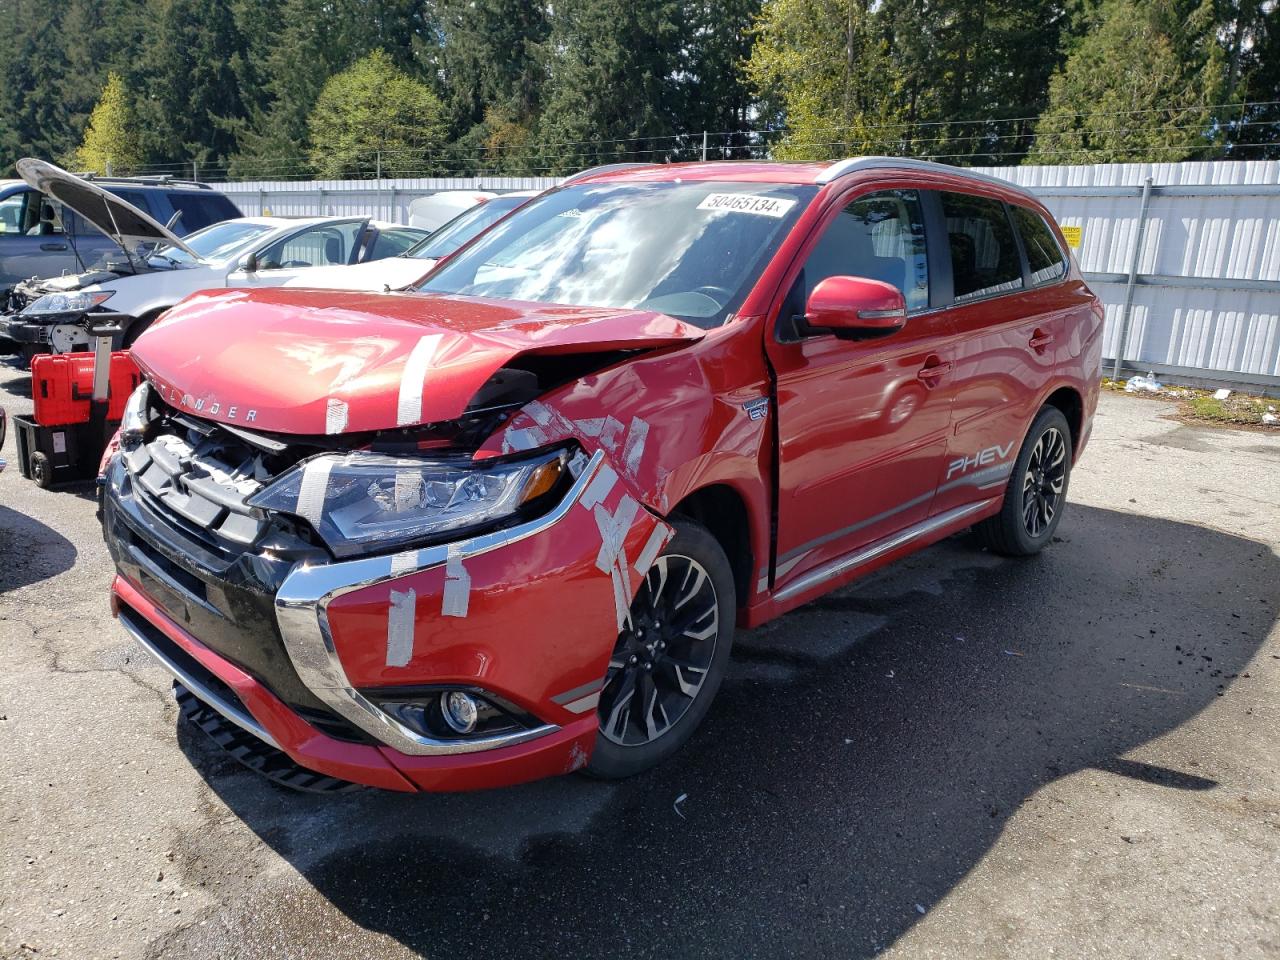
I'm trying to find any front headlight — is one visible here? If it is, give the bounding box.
[21,290,114,316]
[119,381,151,447]
[247,447,570,557]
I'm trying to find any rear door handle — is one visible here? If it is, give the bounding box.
[1029,330,1055,351]
[40,242,68,252]
[917,360,953,383]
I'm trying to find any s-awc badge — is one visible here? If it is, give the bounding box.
[743,397,769,421]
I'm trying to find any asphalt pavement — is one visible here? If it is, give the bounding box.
[1,369,1277,960]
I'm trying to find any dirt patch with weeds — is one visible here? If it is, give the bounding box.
[1102,378,1280,432]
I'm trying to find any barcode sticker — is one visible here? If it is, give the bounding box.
[697,193,797,218]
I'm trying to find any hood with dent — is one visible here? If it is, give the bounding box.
[131,287,703,435]
[279,255,436,292]
[17,158,196,258]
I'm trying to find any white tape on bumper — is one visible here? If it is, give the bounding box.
[442,545,472,618]
[386,587,416,667]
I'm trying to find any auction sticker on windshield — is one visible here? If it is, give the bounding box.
[697,193,797,218]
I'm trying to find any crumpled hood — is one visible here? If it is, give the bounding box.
[131,287,703,435]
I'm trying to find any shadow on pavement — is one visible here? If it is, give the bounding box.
[176,504,1279,958]
[0,503,78,593]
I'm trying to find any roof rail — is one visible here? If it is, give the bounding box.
[816,156,1035,198]
[560,162,659,185]
[76,172,214,190]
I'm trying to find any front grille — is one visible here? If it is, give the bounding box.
[123,428,271,552]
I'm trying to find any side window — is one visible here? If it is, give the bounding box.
[1011,205,1068,286]
[940,192,1023,302]
[801,189,929,311]
[167,194,235,234]
[256,221,365,270]
[0,190,62,236]
[109,189,153,216]
[369,229,422,260]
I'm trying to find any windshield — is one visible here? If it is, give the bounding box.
[151,221,274,265]
[418,181,815,327]
[406,195,531,261]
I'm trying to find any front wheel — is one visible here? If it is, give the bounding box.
[974,406,1072,556]
[586,519,736,779]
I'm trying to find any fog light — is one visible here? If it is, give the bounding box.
[441,691,479,734]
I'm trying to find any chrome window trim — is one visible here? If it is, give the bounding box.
[273,450,607,757]
[120,606,282,750]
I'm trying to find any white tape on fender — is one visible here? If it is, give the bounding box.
[594,496,639,574]
[579,463,618,510]
[295,458,333,526]
[396,333,443,427]
[442,545,472,618]
[622,416,649,476]
[386,587,416,667]
[634,523,672,574]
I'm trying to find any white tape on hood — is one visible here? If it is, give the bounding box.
[325,398,349,435]
[442,544,472,618]
[295,458,333,526]
[396,333,444,427]
[386,587,416,667]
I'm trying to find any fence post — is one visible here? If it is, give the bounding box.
[1112,175,1154,381]
[376,150,383,221]
[702,131,708,161]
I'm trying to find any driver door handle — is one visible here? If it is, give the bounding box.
[917,359,952,384]
[1029,330,1055,351]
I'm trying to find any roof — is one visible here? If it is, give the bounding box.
[569,157,1037,199]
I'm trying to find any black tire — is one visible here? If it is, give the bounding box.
[974,406,1072,556]
[122,311,162,349]
[30,451,52,489]
[585,519,736,779]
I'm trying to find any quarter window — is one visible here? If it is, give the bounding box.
[801,189,929,311]
[1011,205,1068,285]
[940,192,1023,302]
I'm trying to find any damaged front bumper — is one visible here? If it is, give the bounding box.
[105,447,670,791]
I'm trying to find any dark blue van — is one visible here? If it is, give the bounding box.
[0,175,241,291]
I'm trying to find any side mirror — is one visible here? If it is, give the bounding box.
[805,276,907,337]
[237,251,258,273]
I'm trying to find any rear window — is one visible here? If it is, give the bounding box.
[1011,205,1068,285]
[941,192,1023,302]
[166,192,240,234]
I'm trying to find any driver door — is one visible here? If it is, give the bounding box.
[765,188,957,597]
[227,219,368,286]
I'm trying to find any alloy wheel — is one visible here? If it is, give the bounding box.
[598,554,719,747]
[1022,425,1067,538]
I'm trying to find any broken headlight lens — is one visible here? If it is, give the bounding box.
[247,447,569,557]
[21,290,114,316]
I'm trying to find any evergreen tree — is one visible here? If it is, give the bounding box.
[71,72,144,174]
[1028,0,1226,163]
[746,0,905,160]
[536,0,685,173]
[306,49,448,177]
[682,0,761,158]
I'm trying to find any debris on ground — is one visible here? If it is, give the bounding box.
[1125,373,1163,393]
[1104,378,1280,429]
[673,793,688,820]
[1214,388,1232,400]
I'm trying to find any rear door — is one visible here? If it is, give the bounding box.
[766,187,957,595]
[928,192,1070,516]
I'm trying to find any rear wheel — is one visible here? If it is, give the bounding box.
[974,406,1072,556]
[586,519,735,779]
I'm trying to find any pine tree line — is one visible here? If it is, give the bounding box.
[0,0,1275,180]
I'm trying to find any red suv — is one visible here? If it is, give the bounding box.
[102,159,1102,792]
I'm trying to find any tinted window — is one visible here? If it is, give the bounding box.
[941,192,1023,302]
[109,189,153,215]
[420,181,815,328]
[167,193,238,233]
[1011,205,1067,286]
[369,228,424,259]
[799,189,929,311]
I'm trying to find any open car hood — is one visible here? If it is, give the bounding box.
[131,287,704,435]
[16,158,197,258]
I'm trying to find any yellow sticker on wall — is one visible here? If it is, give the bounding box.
[1060,225,1082,248]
